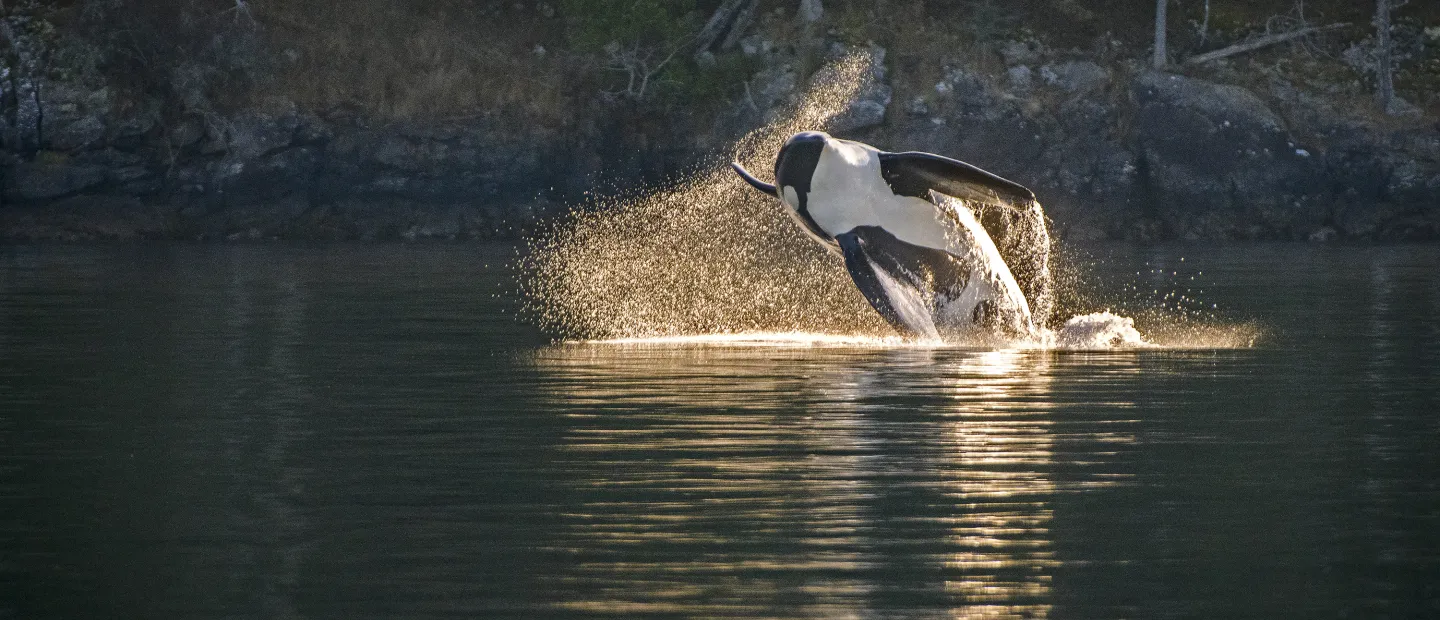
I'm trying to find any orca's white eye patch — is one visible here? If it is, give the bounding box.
[782,186,800,210]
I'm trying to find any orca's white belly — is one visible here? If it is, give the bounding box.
[806,140,956,252]
[802,141,1034,336]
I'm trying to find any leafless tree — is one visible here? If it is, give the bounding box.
[1373,0,1409,114]
[1152,0,1168,68]
[601,40,686,101]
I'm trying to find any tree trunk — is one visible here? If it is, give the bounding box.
[719,0,760,51]
[1375,0,1395,112]
[1199,0,1210,45]
[694,0,749,59]
[1152,0,1168,69]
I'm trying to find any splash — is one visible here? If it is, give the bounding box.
[523,50,888,339]
[1050,312,1148,349]
[522,50,1252,351]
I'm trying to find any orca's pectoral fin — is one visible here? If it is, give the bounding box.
[877,151,1036,211]
[731,162,777,196]
[835,232,913,335]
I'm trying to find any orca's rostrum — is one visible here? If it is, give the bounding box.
[732,131,1051,340]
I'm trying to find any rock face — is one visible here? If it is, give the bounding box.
[5,160,109,202]
[797,0,823,24]
[38,82,111,151]
[1130,71,1325,239]
[1040,61,1109,94]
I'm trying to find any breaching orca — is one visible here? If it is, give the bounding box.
[732,131,1051,339]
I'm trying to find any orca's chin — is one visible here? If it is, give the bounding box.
[731,162,777,196]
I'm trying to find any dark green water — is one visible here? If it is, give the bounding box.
[1,243,1437,619]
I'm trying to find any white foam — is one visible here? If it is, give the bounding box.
[1048,312,1151,349]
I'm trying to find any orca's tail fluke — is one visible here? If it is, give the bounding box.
[731,162,777,196]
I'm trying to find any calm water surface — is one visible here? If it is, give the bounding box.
[1,243,1437,618]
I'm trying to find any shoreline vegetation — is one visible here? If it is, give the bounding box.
[1,0,1437,242]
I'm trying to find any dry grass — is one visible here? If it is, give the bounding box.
[36,0,1440,124]
[252,0,579,123]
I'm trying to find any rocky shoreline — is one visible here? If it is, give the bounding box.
[0,106,583,241]
[2,7,1437,243]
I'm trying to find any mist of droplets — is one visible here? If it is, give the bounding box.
[522,51,890,340]
[1042,252,1263,349]
[521,50,1256,350]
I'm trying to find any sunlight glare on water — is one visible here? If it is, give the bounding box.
[528,343,1145,619]
[582,316,1259,351]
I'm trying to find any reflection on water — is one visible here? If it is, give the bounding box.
[1,243,1437,619]
[532,344,1146,618]
[940,351,1062,619]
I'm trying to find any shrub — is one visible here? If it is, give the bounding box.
[560,0,698,51]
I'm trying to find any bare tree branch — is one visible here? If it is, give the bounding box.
[602,31,697,101]
[1183,23,1348,66]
